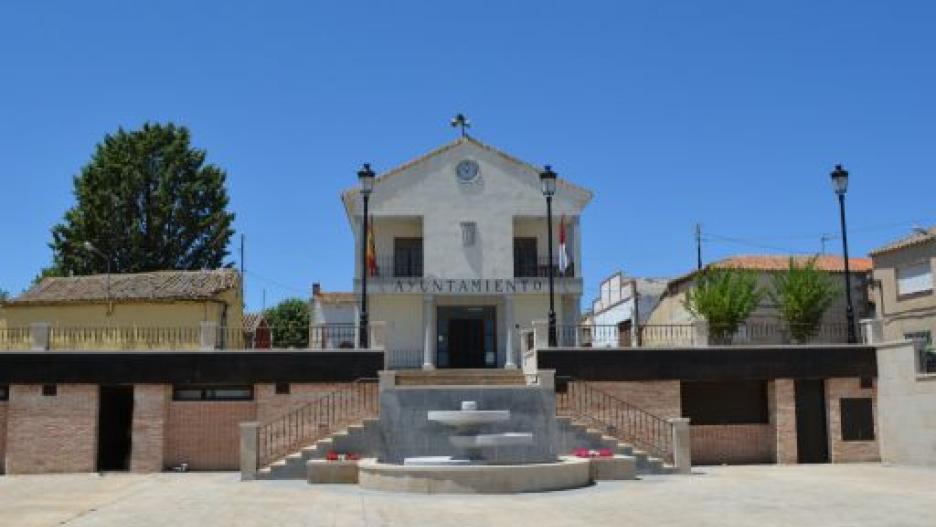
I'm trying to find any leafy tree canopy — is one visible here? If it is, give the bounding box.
[263,298,310,349]
[769,256,841,343]
[48,122,235,275]
[684,268,765,344]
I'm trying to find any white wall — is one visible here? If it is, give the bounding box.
[875,340,936,466]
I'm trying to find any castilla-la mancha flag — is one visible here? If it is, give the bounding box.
[558,215,569,275]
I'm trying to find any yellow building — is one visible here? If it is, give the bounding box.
[0,269,243,350]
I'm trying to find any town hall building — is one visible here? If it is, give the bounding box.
[340,136,591,369]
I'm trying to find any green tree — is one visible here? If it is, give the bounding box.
[264,298,310,348]
[684,268,765,344]
[769,257,841,343]
[49,122,235,275]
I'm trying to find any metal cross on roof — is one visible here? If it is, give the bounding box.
[450,113,471,137]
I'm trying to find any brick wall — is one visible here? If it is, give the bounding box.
[165,399,256,470]
[255,383,351,423]
[771,379,797,464]
[825,377,880,463]
[130,385,169,472]
[5,384,99,474]
[0,402,7,474]
[690,424,774,465]
[587,381,681,419]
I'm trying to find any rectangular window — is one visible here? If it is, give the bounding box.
[172,385,253,401]
[896,261,933,298]
[513,237,538,277]
[393,238,423,277]
[840,397,875,441]
[275,382,290,395]
[42,384,57,396]
[681,381,769,425]
[0,385,8,401]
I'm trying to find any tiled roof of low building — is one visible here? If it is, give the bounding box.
[314,291,357,304]
[243,312,267,331]
[9,269,240,304]
[870,226,936,256]
[668,254,872,289]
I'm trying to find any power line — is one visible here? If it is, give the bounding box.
[244,270,308,296]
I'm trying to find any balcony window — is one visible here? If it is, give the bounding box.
[393,238,423,277]
[514,238,538,277]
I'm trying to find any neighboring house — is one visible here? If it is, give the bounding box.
[646,255,873,343]
[869,227,936,363]
[310,283,358,348]
[0,269,243,349]
[587,272,668,347]
[243,312,272,349]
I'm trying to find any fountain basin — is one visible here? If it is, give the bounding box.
[450,432,534,448]
[403,456,472,466]
[427,410,509,427]
[358,457,591,494]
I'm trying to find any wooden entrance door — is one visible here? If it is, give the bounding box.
[448,318,485,368]
[794,379,829,463]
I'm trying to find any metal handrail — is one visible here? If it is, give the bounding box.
[255,378,379,468]
[557,379,674,463]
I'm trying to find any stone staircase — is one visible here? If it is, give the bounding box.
[258,414,667,480]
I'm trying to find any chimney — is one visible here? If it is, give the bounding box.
[312,283,321,297]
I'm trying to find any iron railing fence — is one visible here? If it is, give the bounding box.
[514,256,575,278]
[0,323,380,351]
[556,379,674,464]
[256,378,379,468]
[548,320,856,348]
[370,255,423,278]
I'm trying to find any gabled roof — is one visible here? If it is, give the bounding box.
[870,226,936,256]
[243,312,268,331]
[8,269,240,305]
[340,135,593,214]
[668,255,873,289]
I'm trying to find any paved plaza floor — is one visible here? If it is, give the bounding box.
[1,463,934,527]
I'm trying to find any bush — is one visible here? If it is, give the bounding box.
[684,268,764,344]
[769,257,841,344]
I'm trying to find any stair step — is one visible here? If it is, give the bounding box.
[394,369,526,386]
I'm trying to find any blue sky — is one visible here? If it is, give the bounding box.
[1,1,934,311]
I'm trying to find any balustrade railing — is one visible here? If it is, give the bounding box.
[514,256,575,278]
[0,322,385,351]
[256,379,379,468]
[557,379,674,463]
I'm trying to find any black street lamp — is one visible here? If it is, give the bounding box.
[540,165,558,347]
[831,164,858,344]
[358,163,375,349]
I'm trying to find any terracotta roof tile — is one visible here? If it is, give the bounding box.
[870,226,936,256]
[669,254,872,288]
[9,269,240,305]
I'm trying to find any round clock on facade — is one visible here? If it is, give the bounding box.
[455,159,480,183]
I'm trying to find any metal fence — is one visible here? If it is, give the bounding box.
[0,323,383,351]
[370,255,423,278]
[514,256,575,278]
[548,320,856,349]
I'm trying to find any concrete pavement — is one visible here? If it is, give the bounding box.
[1,464,934,527]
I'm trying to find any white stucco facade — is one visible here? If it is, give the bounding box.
[341,137,592,368]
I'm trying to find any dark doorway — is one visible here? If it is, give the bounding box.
[97,385,134,471]
[794,379,829,463]
[448,318,485,368]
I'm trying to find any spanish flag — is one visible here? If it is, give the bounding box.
[366,218,378,276]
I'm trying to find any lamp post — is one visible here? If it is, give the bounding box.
[540,165,558,347]
[831,164,857,344]
[358,163,375,349]
[82,241,111,314]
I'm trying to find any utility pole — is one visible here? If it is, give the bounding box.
[820,234,834,255]
[695,224,703,270]
[239,234,245,307]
